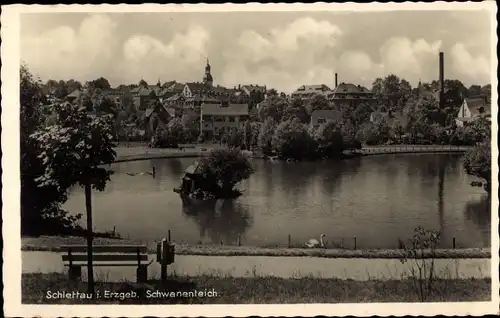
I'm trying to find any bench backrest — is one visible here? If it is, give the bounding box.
[60,245,149,266]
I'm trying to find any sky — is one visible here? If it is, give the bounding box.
[20,10,493,93]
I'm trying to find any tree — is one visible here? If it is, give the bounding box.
[467,116,491,144]
[468,84,482,97]
[312,120,344,158]
[88,77,111,90]
[167,117,184,144]
[249,122,262,150]
[139,79,148,87]
[283,98,309,123]
[153,117,184,147]
[93,94,118,118]
[352,102,373,126]
[32,101,116,298]
[272,118,314,160]
[20,65,82,236]
[462,140,491,193]
[198,148,254,195]
[305,94,330,115]
[227,128,245,149]
[372,75,412,110]
[258,117,276,154]
[182,116,200,143]
[400,227,441,302]
[257,95,287,122]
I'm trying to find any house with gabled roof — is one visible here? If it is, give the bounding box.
[310,109,342,129]
[292,84,331,99]
[326,82,375,108]
[143,100,173,137]
[200,103,249,140]
[455,95,491,127]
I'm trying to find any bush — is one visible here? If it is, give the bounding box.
[258,118,276,155]
[197,148,254,197]
[272,118,315,160]
[462,140,491,193]
[312,120,344,158]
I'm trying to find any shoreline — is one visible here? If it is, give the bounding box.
[113,145,470,163]
[22,236,491,259]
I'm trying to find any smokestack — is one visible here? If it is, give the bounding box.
[439,52,444,108]
[335,73,338,88]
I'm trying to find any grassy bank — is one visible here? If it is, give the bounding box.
[22,272,490,304]
[21,236,491,259]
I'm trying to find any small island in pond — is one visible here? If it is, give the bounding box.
[174,148,254,200]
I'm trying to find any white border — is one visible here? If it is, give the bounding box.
[2,2,498,317]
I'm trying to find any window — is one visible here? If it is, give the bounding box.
[204,115,212,121]
[317,118,326,124]
[215,116,224,122]
[228,116,235,122]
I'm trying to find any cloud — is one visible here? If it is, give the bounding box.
[220,18,447,92]
[121,25,210,83]
[21,14,117,81]
[220,17,343,92]
[379,37,442,83]
[450,43,490,85]
[20,13,492,91]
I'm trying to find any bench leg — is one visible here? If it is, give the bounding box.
[69,266,82,281]
[137,265,147,283]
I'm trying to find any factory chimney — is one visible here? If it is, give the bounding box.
[335,73,338,88]
[439,52,444,108]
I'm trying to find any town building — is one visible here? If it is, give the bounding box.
[309,109,342,129]
[326,82,375,108]
[200,103,249,140]
[143,99,173,136]
[455,95,491,127]
[292,84,331,99]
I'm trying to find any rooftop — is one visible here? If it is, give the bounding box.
[202,103,249,116]
[331,83,371,94]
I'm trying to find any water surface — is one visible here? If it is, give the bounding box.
[64,154,491,249]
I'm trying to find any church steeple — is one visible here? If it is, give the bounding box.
[203,58,213,87]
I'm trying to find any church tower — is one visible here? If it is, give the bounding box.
[203,58,213,87]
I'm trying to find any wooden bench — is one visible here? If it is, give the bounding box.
[60,245,153,283]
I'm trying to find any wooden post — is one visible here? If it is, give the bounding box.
[288,234,291,248]
[168,230,171,242]
[68,248,82,281]
[353,236,357,250]
[237,234,241,246]
[136,247,147,283]
[156,242,162,263]
[341,238,344,249]
[453,237,456,249]
[161,238,168,284]
[152,166,156,178]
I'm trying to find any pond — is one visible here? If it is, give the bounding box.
[63,154,491,249]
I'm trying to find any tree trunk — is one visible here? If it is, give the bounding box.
[84,183,95,299]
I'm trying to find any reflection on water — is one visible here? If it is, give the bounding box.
[64,154,491,248]
[464,195,491,247]
[181,198,253,245]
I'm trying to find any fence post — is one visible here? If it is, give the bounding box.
[353,236,357,250]
[168,230,171,242]
[288,234,291,248]
[161,238,168,284]
[453,237,456,249]
[237,234,241,246]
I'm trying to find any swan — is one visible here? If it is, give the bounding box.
[126,167,156,177]
[305,234,326,248]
